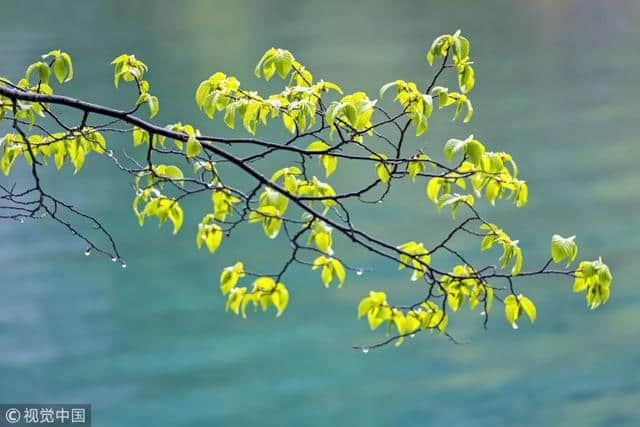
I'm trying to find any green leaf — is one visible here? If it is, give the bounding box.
[136,93,160,119]
[322,155,338,177]
[249,205,283,239]
[205,226,222,251]
[458,64,475,93]
[224,105,237,129]
[485,180,500,206]
[1,145,21,176]
[306,140,330,152]
[444,135,484,166]
[254,48,276,78]
[453,34,470,60]
[504,294,519,329]
[573,259,612,309]
[168,203,184,234]
[465,139,484,166]
[358,299,375,318]
[550,234,578,267]
[519,296,536,324]
[444,138,466,162]
[463,98,474,123]
[379,80,399,99]
[273,283,289,317]
[186,137,202,158]
[426,50,435,66]
[371,153,390,184]
[147,95,159,118]
[53,56,67,83]
[426,178,443,203]
[332,259,346,285]
[437,193,474,218]
[376,162,390,184]
[25,61,51,85]
[49,51,74,83]
[197,217,223,253]
[311,257,347,288]
[408,154,428,183]
[132,127,147,146]
[69,142,86,174]
[321,266,333,287]
[275,53,293,79]
[220,262,245,295]
[512,245,523,275]
[60,53,73,82]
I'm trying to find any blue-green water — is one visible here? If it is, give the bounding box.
[1,1,639,426]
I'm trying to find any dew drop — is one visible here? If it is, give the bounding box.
[121,263,127,269]
[84,248,91,256]
[361,347,369,354]
[377,200,383,204]
[111,257,118,262]
[356,269,363,276]
[410,334,416,338]
[19,218,24,223]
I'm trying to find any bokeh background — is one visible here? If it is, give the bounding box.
[1,1,639,426]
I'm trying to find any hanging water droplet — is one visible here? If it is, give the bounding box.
[84,248,91,256]
[106,150,113,158]
[121,263,127,269]
[480,311,486,316]
[19,218,24,223]
[356,269,363,276]
[111,257,118,262]
[361,347,369,354]
[410,334,416,338]
[377,200,383,204]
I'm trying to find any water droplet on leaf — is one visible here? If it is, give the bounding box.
[361,347,369,354]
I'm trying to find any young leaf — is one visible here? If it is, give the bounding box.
[550,234,578,267]
[372,153,390,184]
[220,262,245,295]
[504,294,520,329]
[519,296,536,324]
[186,137,202,158]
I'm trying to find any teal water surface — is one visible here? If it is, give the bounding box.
[1,1,639,426]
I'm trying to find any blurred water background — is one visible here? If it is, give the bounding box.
[1,1,639,426]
